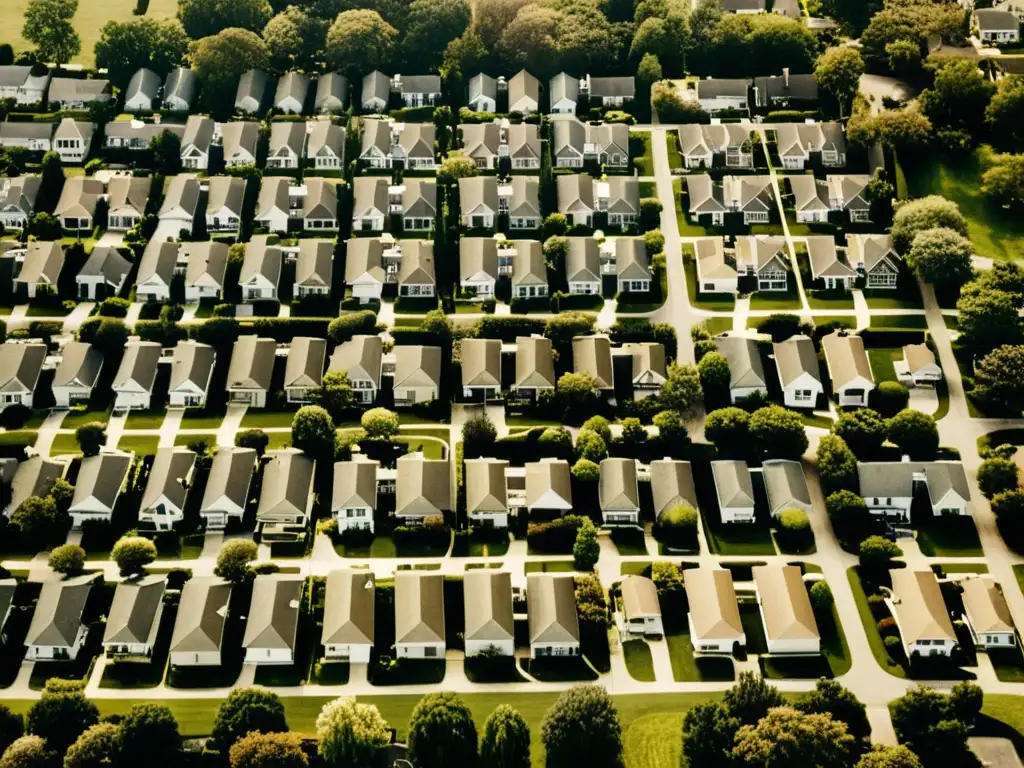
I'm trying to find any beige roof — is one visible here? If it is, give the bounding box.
[565,238,601,284]
[510,240,547,286]
[168,340,215,392]
[54,177,103,220]
[396,239,435,286]
[242,574,303,651]
[904,344,937,375]
[858,461,971,505]
[715,335,766,389]
[624,342,666,383]
[821,332,874,392]
[460,238,499,283]
[283,336,326,389]
[712,460,754,508]
[240,236,282,287]
[169,576,231,653]
[525,459,572,510]
[322,569,375,645]
[182,241,229,289]
[137,240,178,286]
[684,568,744,640]
[295,239,333,288]
[227,336,275,391]
[344,238,385,283]
[621,576,660,620]
[752,564,819,641]
[332,459,378,511]
[515,336,555,389]
[961,577,1015,635]
[460,338,501,388]
[395,453,451,517]
[599,458,639,511]
[393,345,441,389]
[572,336,613,389]
[773,335,820,388]
[141,447,196,513]
[465,458,508,514]
[695,237,736,280]
[395,571,445,644]
[889,569,956,643]
[106,175,151,214]
[256,451,315,522]
[16,241,63,286]
[328,334,382,387]
[761,459,811,515]
[527,573,579,644]
[112,340,161,392]
[463,570,514,642]
[650,459,697,517]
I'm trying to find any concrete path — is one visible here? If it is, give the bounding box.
[62,303,95,333]
[732,297,750,332]
[852,290,871,330]
[158,409,184,448]
[216,405,248,447]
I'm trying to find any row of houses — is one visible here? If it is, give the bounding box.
[685,70,820,113]
[678,121,846,171]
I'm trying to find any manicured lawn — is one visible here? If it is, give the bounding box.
[266,432,293,450]
[761,602,852,679]
[518,658,597,683]
[61,408,111,428]
[0,430,38,447]
[393,435,445,460]
[933,562,989,574]
[799,412,835,429]
[866,347,900,383]
[24,304,71,317]
[990,646,1024,683]
[464,535,509,557]
[683,250,735,311]
[504,415,564,428]
[523,561,575,573]
[620,561,652,577]
[240,410,297,428]
[49,433,82,456]
[117,434,160,455]
[181,409,226,429]
[748,290,802,311]
[639,181,657,198]
[846,566,906,678]
[861,287,923,309]
[634,131,654,176]
[333,532,451,559]
[616,271,668,314]
[666,132,683,170]
[869,315,929,329]
[611,528,648,556]
[622,640,656,682]
[664,622,735,683]
[806,292,855,309]
[698,316,734,335]
[811,315,856,328]
[124,410,166,429]
[915,515,984,557]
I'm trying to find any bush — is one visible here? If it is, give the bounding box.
[778,508,810,532]
[527,515,586,554]
[977,457,1019,499]
[877,616,897,636]
[809,580,833,612]
[48,544,85,574]
[884,635,902,650]
[872,381,910,417]
[652,504,698,550]
[392,518,450,551]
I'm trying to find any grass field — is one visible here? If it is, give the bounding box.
[622,640,656,682]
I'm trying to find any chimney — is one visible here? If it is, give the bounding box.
[783,68,790,88]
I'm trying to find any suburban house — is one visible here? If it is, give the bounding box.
[465,459,510,528]
[715,335,768,403]
[460,338,502,401]
[67,451,133,528]
[694,78,751,112]
[821,332,875,407]
[163,67,198,111]
[54,177,103,230]
[521,459,573,517]
[226,336,275,408]
[712,460,756,523]
[299,179,339,232]
[895,344,942,387]
[361,71,391,112]
[686,174,775,226]
[858,461,971,526]
[752,565,821,654]
[789,175,872,224]
[106,175,151,231]
[888,569,956,658]
[332,460,378,532]
[623,342,667,400]
[527,573,580,658]
[552,116,629,168]
[167,340,216,408]
[242,574,304,664]
[182,241,229,302]
[322,569,374,662]
[615,237,652,294]
[513,335,556,399]
[0,342,46,409]
[650,458,698,521]
[549,72,580,113]
[51,342,102,408]
[678,124,754,169]
[976,8,1021,42]
[328,334,383,404]
[395,453,451,522]
[25,574,95,661]
[459,238,500,297]
[620,576,663,637]
[573,335,614,393]
[52,118,95,163]
[392,344,442,405]
[508,70,540,113]
[135,240,178,303]
[557,174,639,228]
[395,571,446,659]
[5,457,67,516]
[350,177,387,232]
[565,237,601,295]
[754,70,819,108]
[773,122,846,169]
[694,237,738,294]
[598,458,641,525]
[458,176,541,231]
[204,176,245,232]
[396,239,435,298]
[761,460,811,518]
[828,175,872,222]
[460,122,502,169]
[773,334,822,408]
[961,577,1016,649]
[360,120,436,170]
[294,239,333,298]
[104,120,184,151]
[221,121,260,168]
[806,235,856,290]
[138,447,196,530]
[168,577,232,667]
[0,175,41,229]
[254,177,292,233]
[394,74,442,106]
[112,340,162,411]
[48,77,110,109]
[468,73,498,112]
[464,571,515,656]
[847,234,902,289]
[507,123,542,169]
[510,240,548,300]
[0,65,49,104]
[787,176,830,224]
[235,69,272,113]
[274,72,309,113]
[283,336,326,404]
[102,575,166,662]
[396,179,437,231]
[344,237,388,300]
[199,448,256,529]
[157,174,201,234]
[239,236,282,301]
[13,241,64,298]
[306,120,346,170]
[0,123,53,153]
[180,115,215,170]
[267,121,306,170]
[315,72,348,113]
[684,568,745,653]
[584,75,635,106]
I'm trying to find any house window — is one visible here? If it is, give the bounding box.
[793,389,812,401]
[424,646,438,657]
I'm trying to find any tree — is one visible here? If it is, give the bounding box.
[235,428,270,456]
[544,312,594,346]
[697,352,731,407]
[26,681,99,754]
[47,543,85,575]
[325,10,397,77]
[873,381,910,418]
[659,362,703,416]
[263,7,323,70]
[474,0,532,49]
[408,692,478,768]
[64,722,122,768]
[27,212,60,240]
[890,686,953,745]
[749,405,808,459]
[859,0,964,69]
[11,495,63,549]
[111,536,157,576]
[887,409,939,459]
[537,427,573,460]
[120,704,181,768]
[636,53,663,105]
[572,518,600,571]
[857,745,924,768]
[579,416,611,445]
[827,490,871,545]
[992,489,1024,522]
[948,681,983,726]
[214,540,258,584]
[891,196,968,254]
[149,129,182,174]
[704,407,751,458]
[815,46,864,118]
[652,80,709,123]
[291,405,336,459]
[315,696,391,768]
[229,731,307,768]
[22,0,80,65]
[188,28,270,113]
[906,228,974,291]
[652,504,698,550]
[985,75,1024,151]
[977,456,1019,499]
[619,418,647,446]
[921,59,994,135]
[722,672,785,726]
[78,317,129,357]
[94,18,189,87]
[809,580,834,613]
[438,153,478,184]
[480,705,530,768]
[859,535,902,571]
[177,0,272,38]
[957,286,1024,353]
[817,435,858,495]
[731,707,855,768]
[499,4,561,73]
[974,345,1024,413]
[0,736,48,768]
[982,153,1024,209]
[833,409,887,459]
[797,679,869,743]
[74,422,106,457]
[574,430,608,462]
[402,0,471,69]
[682,702,739,768]
[0,707,22,758]
[554,372,600,422]
[462,414,497,458]
[571,458,600,482]
[327,312,378,345]
[212,687,288,752]
[652,410,688,448]
[975,263,1024,300]
[361,408,400,440]
[541,685,623,768]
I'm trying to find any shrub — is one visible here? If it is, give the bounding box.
[877,616,897,636]
[778,508,810,532]
[884,635,902,650]
[872,381,910,417]
[527,515,586,553]
[652,505,698,550]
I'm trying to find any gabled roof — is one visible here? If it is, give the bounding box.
[352,177,389,218]
[511,240,547,286]
[461,123,501,161]
[362,71,391,105]
[163,67,197,108]
[269,120,306,157]
[775,122,845,158]
[284,336,326,389]
[460,238,499,284]
[0,123,54,143]
[621,576,661,620]
[170,576,231,653]
[182,241,229,290]
[678,124,751,156]
[181,114,214,152]
[53,118,96,145]
[565,238,600,284]
[240,236,283,287]
[505,176,540,218]
[752,564,819,641]
[889,569,956,643]
[468,73,497,104]
[904,344,937,375]
[857,461,970,504]
[112,340,161,393]
[827,174,872,211]
[159,174,201,217]
[52,342,102,391]
[977,7,1020,30]
[754,73,818,103]
[847,234,901,274]
[306,120,345,160]
[227,336,275,391]
[395,452,451,517]
[615,237,651,280]
[402,178,437,218]
[599,458,640,511]
[332,459,378,511]
[525,459,572,509]
[773,334,820,388]
[395,571,445,644]
[396,239,435,285]
[0,175,41,216]
[301,178,338,220]
[684,568,744,639]
[26,573,95,648]
[695,237,736,280]
[329,334,383,387]
[506,123,540,158]
[201,448,255,512]
[527,573,579,644]
[398,74,441,94]
[236,68,272,108]
[460,337,501,388]
[15,241,63,286]
[821,332,873,391]
[54,177,103,220]
[761,459,811,515]
[603,175,639,213]
[549,72,579,105]
[8,456,66,513]
[459,175,499,215]
[206,176,245,216]
[322,569,375,645]
[515,335,555,388]
[650,458,697,518]
[712,460,755,508]
[806,235,855,279]
[394,344,442,389]
[361,118,391,155]
[625,342,666,383]
[49,77,110,103]
[715,335,767,389]
[71,451,132,511]
[696,78,751,99]
[141,447,196,514]
[103,574,165,645]
[961,577,1015,635]
[295,239,333,287]
[464,570,514,642]
[256,176,290,220]
[274,71,309,108]
[787,175,830,213]
[220,121,260,160]
[315,72,348,111]
[243,574,303,651]
[138,240,178,286]
[587,75,635,99]
[0,342,46,394]
[465,458,508,514]
[169,340,215,393]
[572,335,613,389]
[736,235,788,274]
[398,123,435,159]
[508,70,540,111]
[106,175,151,214]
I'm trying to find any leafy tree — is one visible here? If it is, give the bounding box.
[541,686,623,768]
[652,410,688,448]
[537,427,573,460]
[859,535,902,572]
[148,129,182,175]
[906,228,974,291]
[438,153,478,184]
[809,580,834,612]
[403,0,471,69]
[659,362,703,416]
[0,736,48,768]
[704,407,750,458]
[732,707,854,768]
[681,702,739,768]
[499,4,561,73]
[982,154,1024,209]
[574,430,608,463]
[652,80,708,123]
[977,456,1019,499]
[480,705,530,768]
[697,352,731,407]
[11,495,64,549]
[814,46,864,118]
[859,0,964,69]
[817,435,858,495]
[22,0,80,65]
[873,381,910,418]
[572,518,600,571]
[64,722,123,768]
[636,53,663,104]
[263,6,323,70]
[111,536,158,576]
[975,263,1024,300]
[47,543,84,575]
[214,540,258,584]
[0,707,22,758]
[554,372,600,422]
[827,490,871,545]
[407,692,478,768]
[229,731,307,768]
[948,681,983,726]
[778,508,809,537]
[652,504,698,549]
[327,311,378,345]
[848,106,933,152]
[120,704,181,768]
[974,345,1024,413]
[27,212,60,240]
[26,681,99,754]
[188,28,270,113]
[796,679,869,743]
[361,408,400,440]
[315,696,391,768]
[619,418,647,446]
[325,10,398,77]
[957,286,1024,353]
[722,672,784,726]
[890,685,954,746]
[74,422,106,457]
[94,18,189,86]
[78,317,129,357]
[891,195,968,254]
[833,409,887,459]
[462,414,497,458]
[749,405,808,459]
[235,428,270,456]
[857,745,924,768]
[886,409,939,459]
[544,312,594,346]
[473,0,531,49]
[212,687,288,752]
[985,75,1024,151]
[921,58,994,135]
[177,0,272,38]
[581,415,612,445]
[571,459,600,482]
[291,405,336,458]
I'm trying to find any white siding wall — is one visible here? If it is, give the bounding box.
[170,650,222,666]
[325,643,373,663]
[396,642,445,659]
[466,638,515,657]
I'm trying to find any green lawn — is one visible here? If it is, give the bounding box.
[266,432,293,450]
[915,515,984,557]
[861,288,923,310]
[117,434,160,455]
[181,409,226,429]
[0,430,38,447]
[846,567,906,678]
[49,433,82,456]
[61,408,111,429]
[666,132,683,170]
[240,410,297,428]
[978,429,1024,454]
[124,410,166,429]
[761,602,852,679]
[664,623,735,683]
[748,290,802,311]
[869,315,929,329]
[174,433,218,447]
[696,316,734,335]
[634,131,654,176]
[393,435,446,461]
[806,292,855,309]
[811,315,856,328]
[622,640,656,682]
[523,561,575,573]
[934,562,989,574]
[866,347,900,383]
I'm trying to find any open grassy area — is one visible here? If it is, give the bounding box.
[117,434,160,455]
[393,435,446,460]
[61,408,111,429]
[862,287,923,310]
[240,410,297,429]
[869,315,929,329]
[666,132,683,170]
[174,432,218,447]
[622,640,656,682]
[806,292,855,309]
[0,430,38,447]
[696,316,733,335]
[915,515,984,558]
[748,290,802,311]
[124,410,166,429]
[181,409,226,429]
[49,433,82,456]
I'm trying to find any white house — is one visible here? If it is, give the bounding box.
[620,576,663,637]
[235,69,271,114]
[565,237,601,295]
[52,118,95,164]
[204,176,245,233]
[821,332,875,407]
[51,342,102,408]
[615,237,651,294]
[624,342,667,400]
[527,573,580,658]
[180,115,214,170]
[163,67,197,112]
[102,574,166,662]
[684,568,745,653]
[13,241,63,299]
[332,459,378,532]
[976,8,1021,42]
[961,577,1017,649]
[761,460,811,518]
[460,337,502,402]
[220,121,260,169]
[106,175,151,232]
[0,65,49,105]
[362,71,391,112]
[315,72,348,113]
[283,336,326,404]
[112,341,162,411]
[712,460,755,523]
[895,344,942,387]
[124,68,160,112]
[510,241,549,300]
[806,235,856,290]
[549,73,579,114]
[169,577,232,667]
[344,237,387,302]
[848,234,902,290]
[25,574,95,661]
[858,461,971,528]
[468,73,497,112]
[182,241,229,302]
[394,74,441,106]
[239,236,282,301]
[464,570,515,657]
[678,124,753,169]
[888,569,956,658]
[0,175,41,230]
[200,449,256,530]
[328,334,382,405]
[508,70,540,114]
[157,174,200,235]
[267,121,306,170]
[351,177,387,233]
[694,78,751,112]
[735,235,789,292]
[694,237,738,295]
[49,78,110,110]
[254,177,291,234]
[599,458,641,526]
[773,334,822,408]
[294,239,333,299]
[226,336,275,408]
[459,238,499,297]
[513,336,556,401]
[392,345,442,406]
[395,571,445,659]
[242,574,304,664]
[752,565,820,655]
[138,447,196,531]
[274,72,309,114]
[134,240,177,303]
[306,120,346,170]
[322,569,374,662]
[0,343,46,409]
[67,451,133,528]
[167,341,216,408]
[715,335,768,403]
[465,458,510,528]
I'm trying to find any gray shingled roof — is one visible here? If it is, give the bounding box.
[0,342,46,394]
[527,573,579,644]
[284,336,326,389]
[257,451,315,522]
[201,448,255,512]
[242,574,303,651]
[460,337,501,388]
[395,571,445,644]
[71,451,132,511]
[227,336,275,391]
[113,341,162,393]
[328,334,383,387]
[103,574,165,645]
[464,570,514,642]
[395,452,451,517]
[170,576,231,653]
[52,342,102,390]
[26,574,95,648]
[599,458,640,511]
[332,459,378,511]
[322,569,374,645]
[141,447,196,514]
